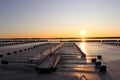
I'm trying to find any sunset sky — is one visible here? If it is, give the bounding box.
[0,0,120,38]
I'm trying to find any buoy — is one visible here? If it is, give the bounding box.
[1,60,8,64]
[97,55,102,59]
[24,49,27,51]
[99,65,107,72]
[91,58,96,63]
[28,48,30,50]
[7,52,11,55]
[0,54,3,57]
[95,62,101,67]
[19,50,22,52]
[33,46,36,48]
[14,51,17,54]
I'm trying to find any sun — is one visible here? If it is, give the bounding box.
[80,30,87,36]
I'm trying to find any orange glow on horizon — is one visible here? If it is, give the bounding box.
[0,31,120,38]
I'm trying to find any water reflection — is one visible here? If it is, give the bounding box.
[72,42,99,79]
[81,38,86,42]
[79,42,87,55]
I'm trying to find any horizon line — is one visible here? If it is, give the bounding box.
[0,37,120,39]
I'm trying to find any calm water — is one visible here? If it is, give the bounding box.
[76,42,120,62]
[76,42,120,80]
[0,42,120,80]
[56,42,120,80]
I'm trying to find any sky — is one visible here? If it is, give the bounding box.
[0,0,120,38]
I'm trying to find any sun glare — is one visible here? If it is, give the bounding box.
[80,30,87,36]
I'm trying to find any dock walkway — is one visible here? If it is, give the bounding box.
[56,43,101,80]
[0,42,110,80]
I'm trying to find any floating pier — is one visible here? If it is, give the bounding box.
[56,43,107,73]
[0,42,107,75]
[0,42,64,73]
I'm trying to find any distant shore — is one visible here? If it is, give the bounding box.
[0,37,120,39]
[0,37,120,42]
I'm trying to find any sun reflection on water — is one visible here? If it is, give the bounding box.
[80,42,87,55]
